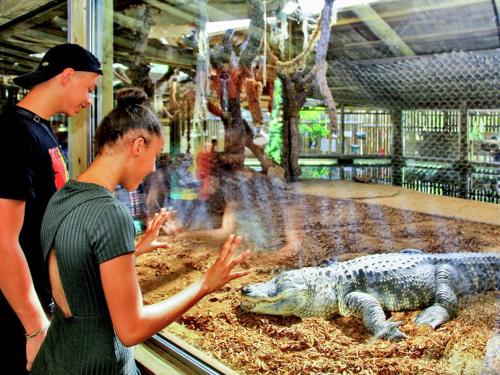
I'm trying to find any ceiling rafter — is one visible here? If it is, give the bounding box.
[349,4,415,57]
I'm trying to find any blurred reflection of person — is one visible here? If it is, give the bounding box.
[143,154,171,217]
[196,140,217,200]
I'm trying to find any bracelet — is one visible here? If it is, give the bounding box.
[25,326,48,339]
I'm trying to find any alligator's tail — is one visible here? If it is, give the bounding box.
[430,252,499,295]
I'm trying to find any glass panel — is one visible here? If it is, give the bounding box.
[91,0,499,373]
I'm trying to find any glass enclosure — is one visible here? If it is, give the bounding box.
[1,0,499,374]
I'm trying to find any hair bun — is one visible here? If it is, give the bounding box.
[116,87,148,109]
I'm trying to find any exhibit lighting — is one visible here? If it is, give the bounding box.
[297,0,379,14]
[283,0,299,15]
[206,17,277,34]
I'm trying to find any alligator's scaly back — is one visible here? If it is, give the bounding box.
[427,252,499,295]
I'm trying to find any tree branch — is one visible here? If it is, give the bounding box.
[239,0,263,68]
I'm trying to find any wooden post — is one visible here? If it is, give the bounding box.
[456,101,470,199]
[68,0,89,177]
[101,0,113,116]
[339,105,345,179]
[391,108,404,186]
[340,104,345,155]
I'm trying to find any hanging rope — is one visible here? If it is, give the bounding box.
[263,0,267,86]
[302,14,309,50]
[192,0,210,128]
[268,15,322,75]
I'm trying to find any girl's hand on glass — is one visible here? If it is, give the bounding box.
[200,234,252,295]
[136,208,173,255]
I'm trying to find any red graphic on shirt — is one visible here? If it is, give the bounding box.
[48,147,69,190]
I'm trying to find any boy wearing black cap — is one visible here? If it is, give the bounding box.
[0,43,102,374]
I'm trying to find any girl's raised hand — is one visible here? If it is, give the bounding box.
[200,234,252,294]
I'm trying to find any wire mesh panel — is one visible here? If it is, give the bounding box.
[329,51,498,110]
[402,166,461,197]
[468,168,500,204]
[468,109,500,164]
[402,110,461,160]
[301,165,393,184]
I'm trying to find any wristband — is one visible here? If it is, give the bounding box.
[25,326,48,339]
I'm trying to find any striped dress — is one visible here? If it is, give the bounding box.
[32,179,139,374]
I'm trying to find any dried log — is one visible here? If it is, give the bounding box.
[315,0,337,130]
[206,0,264,171]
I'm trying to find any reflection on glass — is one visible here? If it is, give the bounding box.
[91,0,500,373]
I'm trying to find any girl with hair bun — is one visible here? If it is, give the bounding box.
[31,88,251,374]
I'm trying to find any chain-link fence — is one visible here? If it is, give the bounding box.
[402,166,461,198]
[300,165,393,184]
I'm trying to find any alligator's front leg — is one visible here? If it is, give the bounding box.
[340,291,406,341]
[415,264,458,328]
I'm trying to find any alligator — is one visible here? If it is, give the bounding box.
[240,250,499,340]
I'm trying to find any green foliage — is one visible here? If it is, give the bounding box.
[265,79,283,163]
[469,116,485,141]
[301,166,331,179]
[264,87,330,162]
[299,109,329,142]
[299,122,329,140]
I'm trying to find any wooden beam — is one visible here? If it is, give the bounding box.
[331,25,497,51]
[336,0,490,27]
[0,55,33,71]
[0,1,65,39]
[0,66,32,75]
[68,0,89,177]
[349,4,415,57]
[149,24,196,40]
[354,47,500,65]
[494,0,500,45]
[113,35,195,67]
[143,0,195,24]
[0,44,41,64]
[12,29,66,45]
[0,0,55,21]
[113,11,144,31]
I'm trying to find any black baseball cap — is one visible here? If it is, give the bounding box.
[13,43,103,89]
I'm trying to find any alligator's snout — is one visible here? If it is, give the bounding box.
[241,285,252,295]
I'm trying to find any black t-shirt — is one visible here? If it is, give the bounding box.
[0,106,69,308]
